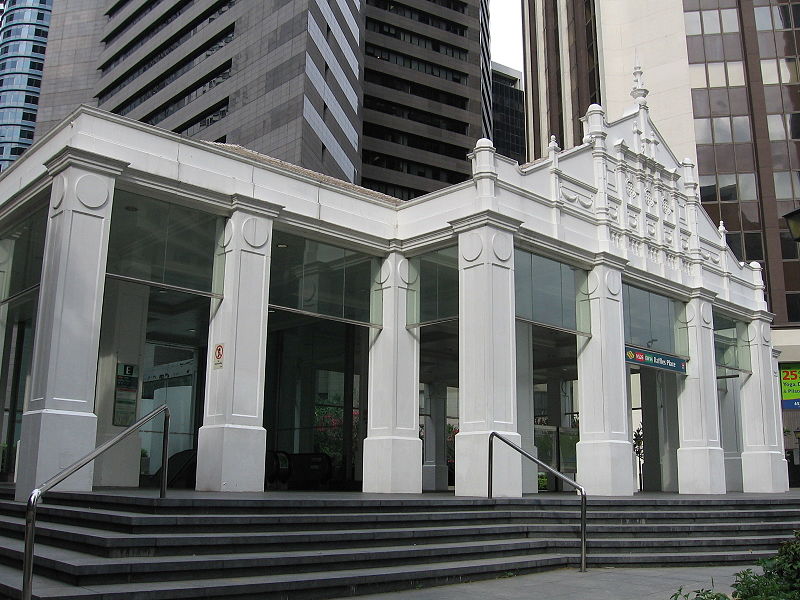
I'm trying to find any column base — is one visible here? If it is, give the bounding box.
[15,409,98,502]
[677,446,726,494]
[422,463,448,491]
[741,450,789,493]
[196,424,266,492]
[362,436,422,493]
[576,439,635,496]
[455,431,521,498]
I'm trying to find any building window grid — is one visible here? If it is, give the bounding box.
[365,44,468,84]
[364,0,468,37]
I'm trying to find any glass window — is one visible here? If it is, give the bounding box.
[689,63,707,88]
[514,249,589,334]
[768,114,787,140]
[718,174,737,201]
[713,312,750,373]
[761,60,780,84]
[732,116,751,142]
[0,205,45,302]
[775,171,793,198]
[780,58,800,84]
[738,173,757,201]
[700,176,717,202]
[726,61,745,86]
[754,7,773,30]
[685,11,702,35]
[720,8,739,33]
[702,10,721,34]
[744,232,764,261]
[788,113,800,140]
[623,284,687,357]
[269,230,381,325]
[407,246,458,325]
[694,118,713,144]
[107,191,223,294]
[707,62,726,87]
[712,117,732,142]
[726,232,743,261]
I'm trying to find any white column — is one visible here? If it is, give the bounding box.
[363,252,422,493]
[676,296,726,494]
[575,261,635,496]
[454,219,521,498]
[15,157,124,501]
[196,207,274,492]
[740,317,789,493]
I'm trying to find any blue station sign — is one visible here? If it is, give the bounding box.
[625,346,687,374]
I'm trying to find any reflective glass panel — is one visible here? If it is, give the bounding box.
[713,312,750,373]
[270,230,381,325]
[107,190,222,293]
[623,284,687,356]
[407,247,458,325]
[0,206,46,302]
[514,249,589,334]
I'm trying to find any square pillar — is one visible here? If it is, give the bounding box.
[16,155,125,501]
[363,252,422,493]
[422,384,448,491]
[453,217,521,498]
[196,206,275,492]
[740,318,789,493]
[575,261,635,496]
[676,296,726,494]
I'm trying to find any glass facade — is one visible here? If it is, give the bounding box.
[270,230,382,326]
[622,284,688,357]
[491,68,526,163]
[407,246,458,326]
[0,0,50,170]
[0,205,45,480]
[514,249,589,333]
[713,312,751,374]
[107,190,223,295]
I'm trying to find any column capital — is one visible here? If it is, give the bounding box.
[449,210,522,236]
[230,194,283,218]
[589,251,629,272]
[43,146,129,179]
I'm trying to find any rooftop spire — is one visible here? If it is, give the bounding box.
[631,62,649,106]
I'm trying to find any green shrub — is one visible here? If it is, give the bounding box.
[669,532,800,600]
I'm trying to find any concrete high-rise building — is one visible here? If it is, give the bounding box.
[523,0,800,472]
[491,61,525,163]
[0,0,51,170]
[34,1,485,197]
[359,0,485,199]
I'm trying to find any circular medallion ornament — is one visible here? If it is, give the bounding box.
[399,258,418,285]
[75,174,108,209]
[51,174,66,209]
[492,233,512,262]
[700,302,713,325]
[762,323,771,344]
[585,272,600,296]
[461,232,483,262]
[222,220,233,248]
[605,271,621,296]
[684,304,695,324]
[377,260,392,285]
[242,217,269,249]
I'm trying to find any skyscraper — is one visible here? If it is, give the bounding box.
[523,1,800,328]
[491,61,525,163]
[32,1,486,197]
[0,0,50,170]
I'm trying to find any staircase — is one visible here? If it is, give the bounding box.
[0,490,795,599]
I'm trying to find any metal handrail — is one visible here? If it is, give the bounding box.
[22,405,171,600]
[488,431,587,572]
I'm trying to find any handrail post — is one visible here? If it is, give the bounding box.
[487,430,587,573]
[22,404,171,600]
[488,432,494,499]
[160,410,171,499]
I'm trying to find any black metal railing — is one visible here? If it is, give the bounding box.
[22,405,171,600]
[488,431,587,572]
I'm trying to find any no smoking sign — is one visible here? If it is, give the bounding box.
[213,344,224,369]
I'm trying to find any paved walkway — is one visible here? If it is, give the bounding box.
[357,565,747,600]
